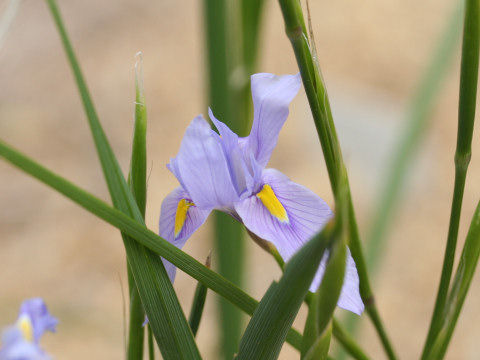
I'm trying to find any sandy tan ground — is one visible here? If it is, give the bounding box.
[1,0,479,359]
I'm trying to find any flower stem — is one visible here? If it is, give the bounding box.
[422,0,479,356]
[278,1,397,358]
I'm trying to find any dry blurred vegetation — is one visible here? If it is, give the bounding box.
[0,0,479,359]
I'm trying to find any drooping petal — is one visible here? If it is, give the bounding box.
[310,249,364,315]
[235,168,333,260]
[0,327,51,360]
[244,73,302,167]
[171,115,239,209]
[236,169,363,314]
[337,248,364,314]
[159,187,211,282]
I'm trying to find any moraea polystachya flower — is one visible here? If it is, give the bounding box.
[159,72,364,315]
[0,298,58,360]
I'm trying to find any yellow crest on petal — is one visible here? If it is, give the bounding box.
[256,184,289,223]
[174,199,194,238]
[16,314,33,342]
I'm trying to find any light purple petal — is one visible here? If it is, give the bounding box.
[159,187,211,282]
[235,168,333,261]
[0,327,51,360]
[310,249,364,315]
[235,168,363,314]
[337,248,364,315]
[171,115,239,209]
[18,298,58,343]
[245,73,302,167]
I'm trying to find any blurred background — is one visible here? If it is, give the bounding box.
[0,0,479,358]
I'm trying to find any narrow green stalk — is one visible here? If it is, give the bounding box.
[127,267,144,360]
[338,4,463,359]
[422,0,479,356]
[367,0,464,271]
[277,1,396,358]
[0,139,303,351]
[148,325,155,360]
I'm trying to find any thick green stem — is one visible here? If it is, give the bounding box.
[203,3,243,356]
[203,0,265,357]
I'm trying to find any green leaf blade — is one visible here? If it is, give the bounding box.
[237,223,336,360]
[44,1,200,358]
[126,52,148,360]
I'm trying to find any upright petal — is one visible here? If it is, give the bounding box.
[245,73,302,167]
[208,108,248,195]
[159,187,211,282]
[171,115,239,209]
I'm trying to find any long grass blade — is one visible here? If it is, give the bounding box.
[126,52,148,360]
[45,1,200,358]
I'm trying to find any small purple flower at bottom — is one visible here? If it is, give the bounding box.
[159,72,364,315]
[0,298,58,360]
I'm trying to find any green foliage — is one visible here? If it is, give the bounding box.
[237,223,334,359]
[45,1,200,358]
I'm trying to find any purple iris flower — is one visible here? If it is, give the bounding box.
[159,72,364,315]
[0,298,58,360]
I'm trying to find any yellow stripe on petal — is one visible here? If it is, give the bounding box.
[256,184,289,223]
[174,199,194,238]
[16,315,33,342]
